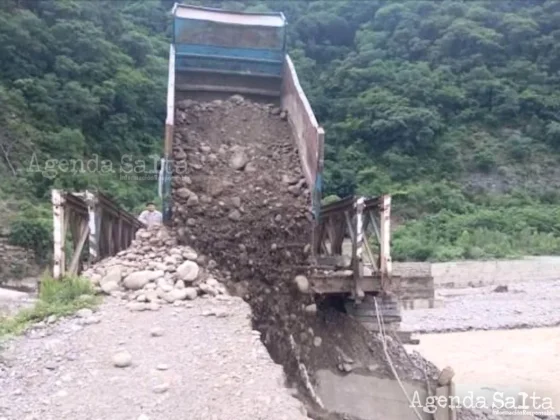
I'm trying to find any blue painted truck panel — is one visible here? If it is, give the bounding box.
[175,55,283,77]
[174,44,284,61]
[173,6,286,78]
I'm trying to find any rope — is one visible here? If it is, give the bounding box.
[289,334,324,409]
[391,330,433,397]
[373,297,425,420]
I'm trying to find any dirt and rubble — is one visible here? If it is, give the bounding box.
[0,296,310,420]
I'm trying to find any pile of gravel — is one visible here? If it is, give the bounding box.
[83,226,227,310]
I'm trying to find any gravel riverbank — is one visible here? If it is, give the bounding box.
[402,279,560,333]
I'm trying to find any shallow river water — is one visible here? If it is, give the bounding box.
[412,327,560,412]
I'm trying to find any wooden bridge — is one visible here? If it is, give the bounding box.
[310,194,392,298]
[50,188,431,342]
[309,194,434,344]
[51,190,144,278]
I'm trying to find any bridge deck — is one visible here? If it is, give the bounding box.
[309,272,434,300]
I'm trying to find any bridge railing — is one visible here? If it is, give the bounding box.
[51,190,144,278]
[311,194,392,298]
[281,54,325,220]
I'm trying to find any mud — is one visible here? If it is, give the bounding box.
[169,96,498,420]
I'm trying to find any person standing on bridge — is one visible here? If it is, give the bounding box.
[138,201,162,228]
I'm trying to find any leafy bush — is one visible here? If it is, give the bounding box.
[392,204,560,261]
[8,217,52,263]
[473,148,497,172]
[321,194,341,205]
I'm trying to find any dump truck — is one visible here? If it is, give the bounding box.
[159,4,435,340]
[160,4,323,219]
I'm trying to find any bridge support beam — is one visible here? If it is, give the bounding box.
[51,190,144,279]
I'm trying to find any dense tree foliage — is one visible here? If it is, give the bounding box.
[0,0,169,208]
[0,0,170,254]
[2,0,560,261]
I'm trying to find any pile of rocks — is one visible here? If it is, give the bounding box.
[82,226,227,310]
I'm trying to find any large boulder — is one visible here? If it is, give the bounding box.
[176,187,192,199]
[163,289,187,303]
[176,261,199,282]
[229,149,248,170]
[101,266,122,286]
[182,247,198,261]
[123,270,164,290]
[184,287,198,300]
[163,287,197,303]
[89,273,103,286]
[294,275,309,293]
[101,281,119,294]
[145,290,158,302]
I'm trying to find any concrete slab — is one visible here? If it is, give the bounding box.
[316,369,431,420]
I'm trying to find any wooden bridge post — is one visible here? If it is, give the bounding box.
[67,218,89,276]
[52,189,66,279]
[353,196,365,302]
[83,191,99,265]
[379,194,392,291]
[117,212,123,253]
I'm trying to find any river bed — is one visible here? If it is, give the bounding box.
[410,327,560,413]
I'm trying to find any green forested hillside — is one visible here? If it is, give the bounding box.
[0,0,172,257]
[2,0,560,261]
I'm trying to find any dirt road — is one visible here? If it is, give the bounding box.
[0,296,308,420]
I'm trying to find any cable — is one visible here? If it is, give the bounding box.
[390,330,433,397]
[374,297,425,420]
[289,334,324,409]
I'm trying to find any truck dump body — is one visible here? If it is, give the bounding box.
[172,4,286,100]
[163,4,324,225]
